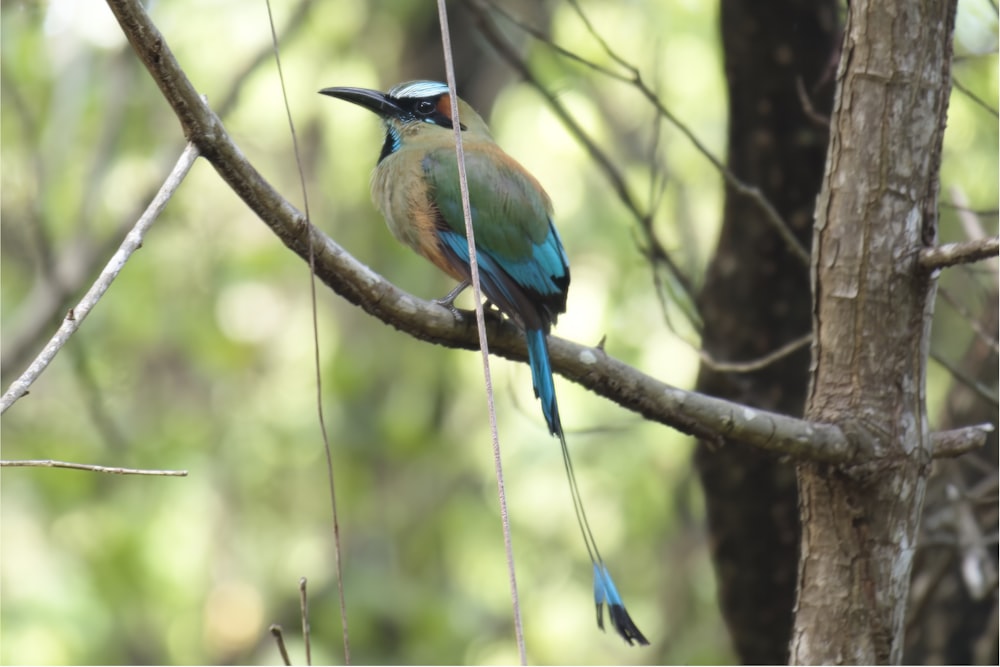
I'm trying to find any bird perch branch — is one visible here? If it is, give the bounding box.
[101,0,985,466]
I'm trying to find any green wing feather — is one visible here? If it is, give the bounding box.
[422,145,553,260]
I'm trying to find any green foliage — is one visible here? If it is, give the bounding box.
[1,0,996,665]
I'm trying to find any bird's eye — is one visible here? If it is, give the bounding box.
[415,100,435,115]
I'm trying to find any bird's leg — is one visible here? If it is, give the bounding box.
[434,280,469,318]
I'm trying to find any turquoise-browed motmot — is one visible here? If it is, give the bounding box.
[320,80,647,646]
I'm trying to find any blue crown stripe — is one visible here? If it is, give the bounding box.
[388,80,450,99]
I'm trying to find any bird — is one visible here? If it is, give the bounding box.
[320,80,648,646]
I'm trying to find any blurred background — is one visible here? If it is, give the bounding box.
[1,0,996,664]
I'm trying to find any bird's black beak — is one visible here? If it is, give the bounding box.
[319,86,402,118]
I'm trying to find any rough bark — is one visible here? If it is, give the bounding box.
[792,1,957,663]
[695,1,837,662]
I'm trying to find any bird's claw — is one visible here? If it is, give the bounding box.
[435,280,470,320]
[434,298,464,320]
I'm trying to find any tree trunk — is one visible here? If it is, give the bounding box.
[791,0,956,663]
[695,1,837,662]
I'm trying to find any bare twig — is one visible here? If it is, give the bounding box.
[796,76,832,126]
[67,341,129,452]
[2,9,311,379]
[465,0,697,312]
[471,0,811,266]
[0,459,187,476]
[218,0,316,118]
[698,332,813,374]
[930,351,1000,408]
[938,287,1000,355]
[269,625,293,666]
[920,236,1000,270]
[565,0,636,72]
[0,143,200,414]
[945,479,999,599]
[905,547,955,632]
[940,203,1000,217]
[930,423,996,458]
[298,578,312,666]
[952,77,1000,118]
[949,184,998,277]
[264,3,350,661]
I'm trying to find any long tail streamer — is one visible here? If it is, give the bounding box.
[525,329,649,646]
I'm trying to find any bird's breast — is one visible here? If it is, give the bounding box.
[370,150,463,281]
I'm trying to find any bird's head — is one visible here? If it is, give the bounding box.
[320,80,490,163]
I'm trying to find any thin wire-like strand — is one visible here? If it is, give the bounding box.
[435,1,526,663]
[265,2,350,662]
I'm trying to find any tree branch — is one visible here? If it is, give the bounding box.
[1,459,188,476]
[0,142,200,414]
[1,7,313,380]
[929,423,996,458]
[920,236,1000,270]
[462,0,698,315]
[468,0,811,267]
[100,0,982,467]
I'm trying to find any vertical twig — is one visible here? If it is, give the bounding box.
[269,625,293,666]
[298,577,312,665]
[435,1,527,663]
[264,2,350,662]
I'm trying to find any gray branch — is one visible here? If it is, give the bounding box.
[101,0,984,466]
[0,143,200,414]
[920,236,1000,270]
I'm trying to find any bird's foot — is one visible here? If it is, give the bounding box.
[434,281,469,319]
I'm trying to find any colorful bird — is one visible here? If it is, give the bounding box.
[320,80,648,646]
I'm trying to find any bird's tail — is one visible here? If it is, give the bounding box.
[525,329,649,646]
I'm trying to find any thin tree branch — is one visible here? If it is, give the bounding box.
[920,236,1000,270]
[938,287,1000,355]
[463,0,697,311]
[930,423,996,458]
[930,347,1000,408]
[470,0,811,266]
[697,332,813,374]
[1,8,310,379]
[0,459,188,476]
[952,77,1000,118]
[218,0,316,118]
[949,184,998,277]
[0,142,200,414]
[795,76,832,127]
[269,625,293,666]
[298,578,312,666]
[263,3,350,661]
